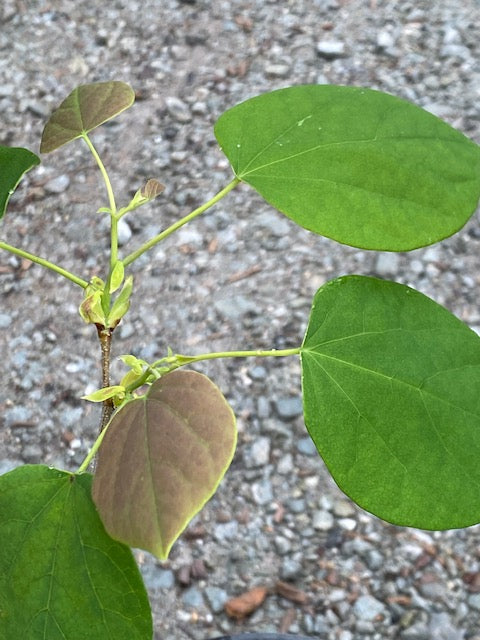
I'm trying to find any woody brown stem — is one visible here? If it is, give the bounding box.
[96,324,115,434]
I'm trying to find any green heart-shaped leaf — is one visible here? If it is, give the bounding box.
[40,81,135,153]
[0,465,152,639]
[92,370,237,560]
[215,85,480,251]
[301,275,480,529]
[0,146,40,220]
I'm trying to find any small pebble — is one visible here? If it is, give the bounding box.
[181,586,204,609]
[117,218,132,246]
[313,509,334,531]
[165,96,192,123]
[251,479,273,505]
[375,252,400,277]
[0,313,12,328]
[249,365,267,381]
[353,594,386,621]
[204,586,228,613]
[274,536,292,555]
[246,436,271,467]
[265,63,291,78]
[280,558,303,580]
[274,396,303,420]
[296,437,317,456]
[44,174,70,194]
[316,40,347,59]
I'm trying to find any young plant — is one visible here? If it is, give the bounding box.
[1,81,480,638]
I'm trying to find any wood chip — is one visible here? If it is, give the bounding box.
[208,236,218,254]
[225,586,268,619]
[234,14,253,32]
[275,581,310,605]
[227,264,261,283]
[279,608,296,634]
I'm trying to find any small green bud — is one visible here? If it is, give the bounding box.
[79,289,106,326]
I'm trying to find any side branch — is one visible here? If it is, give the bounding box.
[0,241,88,288]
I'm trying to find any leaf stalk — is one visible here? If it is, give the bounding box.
[0,241,88,288]
[122,177,241,267]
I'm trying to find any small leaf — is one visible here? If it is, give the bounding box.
[118,179,165,218]
[109,260,124,293]
[119,354,147,375]
[108,274,133,327]
[0,146,40,220]
[301,275,480,529]
[141,178,164,200]
[40,81,135,153]
[0,465,152,639]
[215,85,480,251]
[83,385,125,403]
[92,370,237,560]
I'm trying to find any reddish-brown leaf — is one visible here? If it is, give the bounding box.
[92,370,237,560]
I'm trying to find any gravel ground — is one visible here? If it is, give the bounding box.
[1,1,480,639]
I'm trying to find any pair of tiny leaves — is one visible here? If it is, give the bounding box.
[2,81,480,253]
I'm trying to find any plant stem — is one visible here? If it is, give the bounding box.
[170,347,302,367]
[124,347,301,394]
[0,241,88,288]
[77,415,111,474]
[82,133,117,218]
[97,325,115,435]
[81,133,119,270]
[123,177,241,268]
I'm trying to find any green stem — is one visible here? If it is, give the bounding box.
[77,416,111,473]
[82,133,117,218]
[123,177,241,268]
[124,347,301,395]
[81,133,119,311]
[170,347,301,367]
[0,241,88,288]
[81,133,118,269]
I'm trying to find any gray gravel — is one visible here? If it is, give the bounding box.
[1,1,480,639]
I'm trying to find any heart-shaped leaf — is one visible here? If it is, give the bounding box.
[92,370,237,560]
[301,275,480,529]
[40,81,135,153]
[215,85,480,251]
[0,146,40,220]
[0,465,152,639]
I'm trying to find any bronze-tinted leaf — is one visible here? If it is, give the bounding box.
[141,178,165,200]
[40,81,135,153]
[92,370,237,560]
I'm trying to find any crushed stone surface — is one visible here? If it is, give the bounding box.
[1,1,480,638]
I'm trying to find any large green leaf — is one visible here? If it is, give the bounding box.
[40,81,135,153]
[92,370,237,560]
[215,85,480,251]
[0,465,152,639]
[0,146,40,220]
[301,275,480,529]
